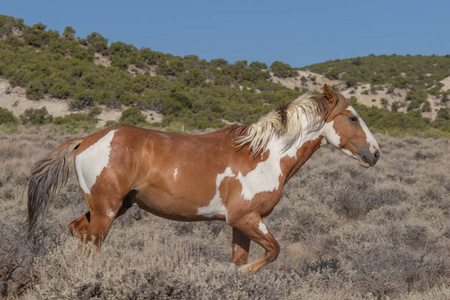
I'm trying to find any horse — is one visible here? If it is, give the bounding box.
[27,84,380,274]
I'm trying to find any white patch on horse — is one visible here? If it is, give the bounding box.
[323,121,341,147]
[75,129,118,194]
[234,245,238,252]
[197,167,232,219]
[173,168,178,180]
[107,210,115,219]
[236,143,283,201]
[348,106,379,153]
[258,221,268,234]
[323,120,361,159]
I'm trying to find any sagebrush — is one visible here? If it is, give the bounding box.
[0,128,449,299]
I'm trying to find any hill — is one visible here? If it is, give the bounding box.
[0,15,449,137]
[301,55,450,119]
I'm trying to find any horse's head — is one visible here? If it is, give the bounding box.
[321,84,380,168]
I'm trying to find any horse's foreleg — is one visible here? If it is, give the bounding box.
[230,213,280,274]
[231,227,251,266]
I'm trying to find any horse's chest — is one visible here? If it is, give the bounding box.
[236,158,283,201]
[196,153,284,219]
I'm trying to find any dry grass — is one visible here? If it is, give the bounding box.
[0,127,449,299]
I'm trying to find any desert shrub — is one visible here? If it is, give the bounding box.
[414,149,437,160]
[0,221,34,298]
[52,113,97,133]
[270,61,298,78]
[277,197,340,242]
[161,92,193,116]
[249,61,267,69]
[325,68,340,80]
[69,89,95,110]
[118,107,147,126]
[48,79,72,99]
[88,106,102,117]
[333,185,408,219]
[20,107,53,125]
[25,80,45,100]
[334,221,449,298]
[182,68,206,87]
[345,76,358,87]
[0,107,18,125]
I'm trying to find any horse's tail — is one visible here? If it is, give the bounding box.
[27,137,84,239]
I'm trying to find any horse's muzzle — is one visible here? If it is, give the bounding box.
[359,148,380,167]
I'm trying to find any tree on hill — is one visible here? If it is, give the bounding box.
[270,61,297,78]
[63,26,76,40]
[87,32,108,53]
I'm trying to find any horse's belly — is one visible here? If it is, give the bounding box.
[133,186,225,222]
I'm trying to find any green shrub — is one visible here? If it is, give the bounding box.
[119,107,147,126]
[345,76,358,87]
[53,113,97,132]
[182,69,206,87]
[0,107,18,125]
[70,89,95,110]
[26,80,45,100]
[49,79,71,99]
[406,88,428,112]
[160,92,192,116]
[270,61,298,78]
[19,107,52,125]
[325,68,340,80]
[88,107,102,117]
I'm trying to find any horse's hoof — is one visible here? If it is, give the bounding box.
[238,264,253,274]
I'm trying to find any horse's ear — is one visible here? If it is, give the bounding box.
[323,84,337,103]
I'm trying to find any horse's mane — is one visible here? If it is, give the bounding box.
[234,92,349,154]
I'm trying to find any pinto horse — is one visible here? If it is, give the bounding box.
[27,84,380,273]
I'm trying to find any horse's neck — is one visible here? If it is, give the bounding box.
[273,126,325,183]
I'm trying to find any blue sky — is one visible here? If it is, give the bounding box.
[2,0,449,67]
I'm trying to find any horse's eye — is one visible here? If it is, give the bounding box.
[349,116,358,122]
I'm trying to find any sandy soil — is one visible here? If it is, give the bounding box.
[271,70,343,92]
[93,53,111,67]
[440,76,450,92]
[0,78,162,127]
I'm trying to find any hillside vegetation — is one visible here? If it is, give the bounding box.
[0,14,449,137]
[304,55,450,117]
[0,15,301,131]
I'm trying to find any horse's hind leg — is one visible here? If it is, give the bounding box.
[72,190,127,248]
[232,227,251,266]
[69,208,121,243]
[69,211,90,239]
[83,212,115,247]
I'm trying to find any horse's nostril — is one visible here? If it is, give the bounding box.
[374,149,380,160]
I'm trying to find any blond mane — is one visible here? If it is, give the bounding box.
[235,92,349,154]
